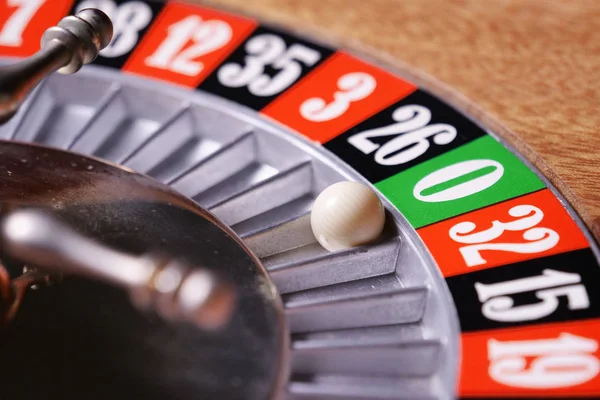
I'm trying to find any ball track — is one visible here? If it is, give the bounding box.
[283,276,428,332]
[287,375,436,399]
[291,327,442,376]
[209,161,313,226]
[264,238,400,294]
[0,64,458,400]
[122,107,245,182]
[169,131,257,195]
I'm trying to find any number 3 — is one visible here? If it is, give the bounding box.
[218,34,321,97]
[299,72,376,122]
[0,0,45,47]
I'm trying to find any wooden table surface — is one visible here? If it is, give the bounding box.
[204,0,600,241]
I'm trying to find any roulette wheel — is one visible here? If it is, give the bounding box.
[0,0,598,399]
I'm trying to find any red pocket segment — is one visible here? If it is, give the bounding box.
[418,189,590,277]
[0,0,73,57]
[261,51,416,143]
[460,318,600,397]
[123,1,257,88]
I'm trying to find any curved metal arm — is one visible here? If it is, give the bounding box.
[0,208,237,330]
[0,8,113,123]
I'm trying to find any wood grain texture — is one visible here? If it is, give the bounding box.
[202,0,600,240]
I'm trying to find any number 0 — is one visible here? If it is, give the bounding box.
[413,159,504,202]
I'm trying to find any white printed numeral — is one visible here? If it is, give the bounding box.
[413,159,504,203]
[76,0,152,57]
[489,333,599,388]
[299,72,376,122]
[475,269,589,322]
[0,0,45,47]
[347,104,457,165]
[449,204,559,267]
[145,15,231,76]
[218,34,321,97]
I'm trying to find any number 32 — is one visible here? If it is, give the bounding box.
[449,204,560,267]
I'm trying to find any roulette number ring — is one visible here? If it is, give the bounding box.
[0,1,598,399]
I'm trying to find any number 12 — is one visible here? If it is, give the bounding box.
[145,15,232,76]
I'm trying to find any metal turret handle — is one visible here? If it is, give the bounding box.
[0,209,237,330]
[0,8,113,123]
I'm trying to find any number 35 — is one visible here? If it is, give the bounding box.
[218,34,321,97]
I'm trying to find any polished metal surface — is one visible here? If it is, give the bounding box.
[0,3,596,397]
[1,209,237,330]
[0,264,57,324]
[0,64,461,399]
[0,9,112,123]
[0,141,288,400]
